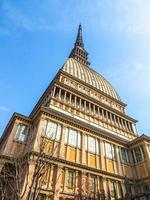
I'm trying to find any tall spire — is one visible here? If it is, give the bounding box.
[75,23,84,47]
[69,24,90,66]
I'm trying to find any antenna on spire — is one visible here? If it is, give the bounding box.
[69,24,90,66]
[75,23,84,47]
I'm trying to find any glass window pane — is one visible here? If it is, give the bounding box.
[67,171,74,188]
[46,122,57,139]
[85,135,87,151]
[56,124,61,141]
[77,132,81,148]
[121,148,128,163]
[105,143,112,159]
[88,136,95,153]
[65,128,68,144]
[68,129,77,147]
[96,139,99,154]
[42,120,47,136]
[15,124,27,142]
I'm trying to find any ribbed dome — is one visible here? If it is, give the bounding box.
[62,58,121,101]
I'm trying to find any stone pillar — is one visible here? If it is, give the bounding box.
[81,133,86,165]
[121,181,126,197]
[22,162,36,200]
[49,164,54,190]
[58,88,61,100]
[102,177,108,198]
[144,144,150,160]
[63,167,68,192]
[59,125,66,159]
[53,165,63,200]
[81,170,87,198]
[96,139,100,169]
[115,146,123,175]
[52,86,56,97]
[100,140,106,171]
[132,149,137,163]
[75,171,79,195]
[69,93,72,104]
[64,91,67,103]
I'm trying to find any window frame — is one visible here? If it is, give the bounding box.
[67,170,74,189]
[14,123,27,143]
[42,120,62,142]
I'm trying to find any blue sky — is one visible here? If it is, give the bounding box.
[0,0,150,135]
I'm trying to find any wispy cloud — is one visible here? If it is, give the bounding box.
[2,0,150,35]
[0,106,9,112]
[2,0,52,31]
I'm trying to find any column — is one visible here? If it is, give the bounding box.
[131,123,137,134]
[101,109,105,121]
[84,100,86,112]
[58,88,61,100]
[75,171,79,194]
[63,167,68,192]
[124,120,129,132]
[100,140,106,171]
[96,139,100,169]
[97,176,100,193]
[53,165,63,200]
[144,144,150,160]
[64,91,67,103]
[102,177,108,199]
[49,164,54,190]
[81,170,87,198]
[115,146,123,175]
[79,98,82,110]
[75,96,77,108]
[121,181,126,197]
[59,125,66,159]
[81,133,86,165]
[69,93,72,104]
[52,86,56,97]
[132,149,137,163]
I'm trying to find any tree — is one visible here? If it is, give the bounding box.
[0,126,59,200]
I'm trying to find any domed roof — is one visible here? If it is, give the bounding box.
[62,58,121,101]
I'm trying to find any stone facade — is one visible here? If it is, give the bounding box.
[0,25,150,200]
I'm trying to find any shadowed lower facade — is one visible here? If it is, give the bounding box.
[0,25,150,200]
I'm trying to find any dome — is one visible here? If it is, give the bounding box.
[62,58,121,101]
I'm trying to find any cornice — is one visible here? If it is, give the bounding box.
[31,151,125,180]
[128,134,150,146]
[0,112,31,146]
[52,97,136,137]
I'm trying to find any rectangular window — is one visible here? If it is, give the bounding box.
[67,171,74,188]
[105,143,115,159]
[120,148,129,164]
[43,120,62,141]
[86,136,99,154]
[89,175,96,191]
[15,124,27,142]
[69,129,77,146]
[65,128,81,148]
[88,136,95,153]
[134,147,142,162]
[145,184,150,192]
[109,181,115,197]
[140,145,146,158]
